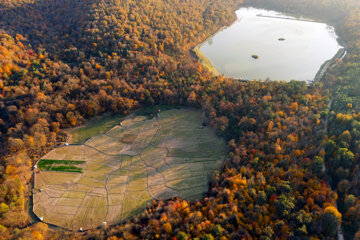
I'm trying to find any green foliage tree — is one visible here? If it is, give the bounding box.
[321,212,340,237]
[335,148,355,168]
[311,156,324,177]
[276,195,295,218]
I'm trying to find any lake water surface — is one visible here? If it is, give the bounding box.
[199,8,343,81]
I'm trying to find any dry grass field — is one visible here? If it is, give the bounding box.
[33,108,225,230]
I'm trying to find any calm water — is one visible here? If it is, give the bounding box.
[199,8,343,81]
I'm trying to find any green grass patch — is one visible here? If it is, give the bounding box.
[39,159,85,165]
[68,113,124,144]
[38,159,85,172]
[50,166,83,173]
[136,104,181,118]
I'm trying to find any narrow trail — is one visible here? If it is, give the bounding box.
[104,158,128,223]
[321,98,344,240]
[314,48,347,83]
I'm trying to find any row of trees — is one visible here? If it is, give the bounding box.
[324,19,360,238]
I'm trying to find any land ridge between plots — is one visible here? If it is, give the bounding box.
[33,108,226,230]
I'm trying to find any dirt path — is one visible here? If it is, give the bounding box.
[321,98,344,240]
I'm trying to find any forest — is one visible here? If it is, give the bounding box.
[1,0,360,239]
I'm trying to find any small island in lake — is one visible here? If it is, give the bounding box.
[278,37,286,41]
[252,54,259,59]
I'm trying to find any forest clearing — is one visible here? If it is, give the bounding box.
[33,108,225,230]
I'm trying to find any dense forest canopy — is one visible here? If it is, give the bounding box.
[1,0,360,239]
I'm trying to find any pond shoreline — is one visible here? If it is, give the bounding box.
[192,26,227,76]
[256,14,316,23]
[313,47,347,82]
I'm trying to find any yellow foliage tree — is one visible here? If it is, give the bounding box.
[32,230,44,240]
[324,206,342,221]
[5,165,17,175]
[163,222,172,234]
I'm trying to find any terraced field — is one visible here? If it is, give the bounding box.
[33,108,225,230]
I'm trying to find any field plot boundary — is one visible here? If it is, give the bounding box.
[33,108,226,230]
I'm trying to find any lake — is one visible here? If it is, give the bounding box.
[198,8,343,81]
